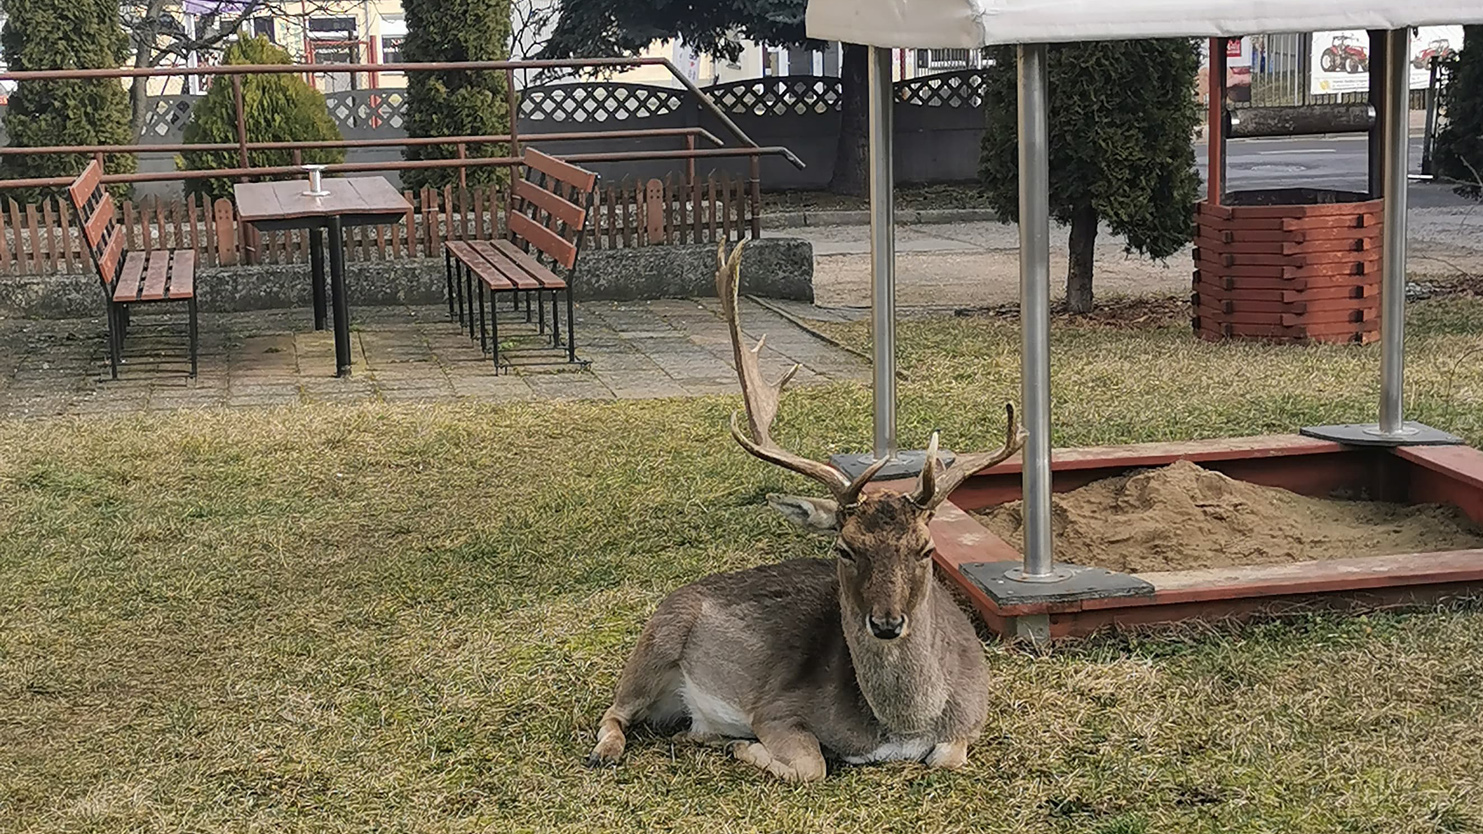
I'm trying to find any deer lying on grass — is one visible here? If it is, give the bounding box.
[585,241,1024,782]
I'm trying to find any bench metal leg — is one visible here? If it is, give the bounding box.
[491,292,500,372]
[566,289,577,363]
[478,281,488,354]
[525,291,533,324]
[550,291,560,348]
[466,266,477,340]
[455,259,466,329]
[444,247,455,320]
[538,287,546,335]
[188,297,199,379]
[106,302,120,380]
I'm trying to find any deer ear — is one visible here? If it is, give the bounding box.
[766,494,840,534]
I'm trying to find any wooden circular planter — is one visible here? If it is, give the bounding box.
[1192,189,1383,344]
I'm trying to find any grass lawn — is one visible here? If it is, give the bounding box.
[4,298,1483,833]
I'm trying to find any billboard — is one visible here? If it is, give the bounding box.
[1227,36,1253,103]
[1310,26,1464,95]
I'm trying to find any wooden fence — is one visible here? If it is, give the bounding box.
[0,172,761,276]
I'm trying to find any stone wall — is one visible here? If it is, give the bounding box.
[0,238,814,319]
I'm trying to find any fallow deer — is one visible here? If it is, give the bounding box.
[585,241,1024,782]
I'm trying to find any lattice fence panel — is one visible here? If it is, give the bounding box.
[895,70,987,108]
[705,76,843,116]
[519,83,686,122]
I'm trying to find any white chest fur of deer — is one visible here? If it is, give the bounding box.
[585,241,1025,782]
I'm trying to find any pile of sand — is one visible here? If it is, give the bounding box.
[977,460,1483,574]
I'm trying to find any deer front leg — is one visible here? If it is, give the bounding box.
[726,723,827,783]
[925,738,970,770]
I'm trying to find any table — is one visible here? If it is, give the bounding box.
[234,177,411,377]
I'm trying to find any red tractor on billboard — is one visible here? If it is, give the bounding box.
[1413,38,1455,69]
[1320,34,1369,74]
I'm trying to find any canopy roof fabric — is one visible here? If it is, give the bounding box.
[806,1,1483,48]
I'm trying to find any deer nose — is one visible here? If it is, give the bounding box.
[867,614,906,640]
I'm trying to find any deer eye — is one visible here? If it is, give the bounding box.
[834,543,856,563]
[920,545,938,561]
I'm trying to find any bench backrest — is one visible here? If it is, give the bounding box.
[67,160,125,293]
[508,149,599,274]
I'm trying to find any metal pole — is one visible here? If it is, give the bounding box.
[1376,27,1413,437]
[868,45,896,460]
[1012,43,1061,582]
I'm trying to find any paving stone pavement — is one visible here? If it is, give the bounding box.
[0,300,869,418]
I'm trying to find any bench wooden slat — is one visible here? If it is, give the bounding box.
[469,241,544,290]
[524,148,598,193]
[509,211,577,270]
[83,193,114,249]
[492,239,567,289]
[468,257,516,291]
[68,160,103,210]
[139,250,171,300]
[514,179,586,231]
[166,249,195,299]
[97,230,127,287]
[113,251,147,302]
[446,240,476,259]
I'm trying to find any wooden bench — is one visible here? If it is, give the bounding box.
[67,160,198,378]
[444,149,599,369]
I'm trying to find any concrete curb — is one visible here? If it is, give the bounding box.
[761,207,997,229]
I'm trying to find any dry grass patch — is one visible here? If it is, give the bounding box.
[3,298,1483,832]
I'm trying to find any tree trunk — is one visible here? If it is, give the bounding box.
[828,43,869,197]
[129,49,151,140]
[1066,204,1098,314]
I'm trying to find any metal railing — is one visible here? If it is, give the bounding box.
[0,57,806,234]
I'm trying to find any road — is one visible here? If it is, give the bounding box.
[1197,135,1471,209]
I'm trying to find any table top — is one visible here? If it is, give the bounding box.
[234,177,410,223]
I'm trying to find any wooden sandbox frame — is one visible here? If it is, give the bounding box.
[888,436,1483,642]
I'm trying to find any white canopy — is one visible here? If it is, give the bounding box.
[806,0,1483,49]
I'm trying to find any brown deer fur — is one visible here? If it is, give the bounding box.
[585,242,1024,781]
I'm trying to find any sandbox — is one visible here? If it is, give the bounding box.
[975,460,1483,574]
[875,435,1483,642]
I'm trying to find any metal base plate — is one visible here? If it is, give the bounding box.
[1300,421,1463,447]
[829,449,957,481]
[960,561,1155,607]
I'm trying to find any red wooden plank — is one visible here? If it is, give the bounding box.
[138,249,171,300]
[469,240,542,290]
[492,239,567,289]
[509,211,577,269]
[523,148,598,192]
[112,250,146,300]
[514,178,586,230]
[95,228,126,287]
[166,249,195,299]
[67,160,103,209]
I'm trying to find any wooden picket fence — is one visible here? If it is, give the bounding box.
[0,172,761,276]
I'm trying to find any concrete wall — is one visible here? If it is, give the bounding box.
[0,237,813,319]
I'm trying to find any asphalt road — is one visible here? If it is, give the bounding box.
[1196,135,1472,209]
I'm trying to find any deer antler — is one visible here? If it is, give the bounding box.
[911,403,1026,510]
[718,241,889,505]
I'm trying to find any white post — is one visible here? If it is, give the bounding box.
[868,45,897,459]
[1375,27,1413,437]
[1010,43,1066,582]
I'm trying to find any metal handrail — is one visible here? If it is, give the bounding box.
[0,57,807,170]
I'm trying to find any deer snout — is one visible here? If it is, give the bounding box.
[866,613,907,640]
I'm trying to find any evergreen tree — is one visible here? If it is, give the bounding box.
[1434,26,1483,200]
[178,36,345,202]
[401,0,512,191]
[979,40,1202,313]
[0,0,136,200]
